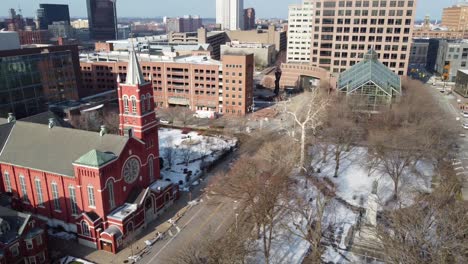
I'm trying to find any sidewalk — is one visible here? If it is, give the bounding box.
[49,193,197,264]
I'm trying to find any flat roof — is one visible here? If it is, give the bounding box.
[80,51,222,66]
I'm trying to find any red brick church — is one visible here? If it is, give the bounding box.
[0,49,178,253]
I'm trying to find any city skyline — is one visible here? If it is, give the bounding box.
[1,0,452,20]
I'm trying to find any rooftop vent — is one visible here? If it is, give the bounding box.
[48,118,56,129]
[7,113,15,123]
[100,125,107,137]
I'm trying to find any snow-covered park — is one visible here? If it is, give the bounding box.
[253,145,436,264]
[159,128,237,189]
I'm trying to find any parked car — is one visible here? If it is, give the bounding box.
[462,112,468,118]
[462,123,468,129]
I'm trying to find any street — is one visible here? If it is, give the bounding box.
[426,80,468,199]
[139,196,237,263]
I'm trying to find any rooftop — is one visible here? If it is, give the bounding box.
[80,51,222,66]
[0,206,31,244]
[338,49,401,95]
[0,120,128,177]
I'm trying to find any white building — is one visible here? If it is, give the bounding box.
[286,0,313,63]
[216,0,244,30]
[435,40,468,82]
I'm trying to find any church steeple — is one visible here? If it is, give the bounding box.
[126,47,146,86]
[117,48,158,141]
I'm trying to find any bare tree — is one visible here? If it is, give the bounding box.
[210,137,298,264]
[377,165,468,264]
[283,189,334,263]
[281,89,330,173]
[163,136,175,168]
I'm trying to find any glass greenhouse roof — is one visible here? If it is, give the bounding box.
[338,49,401,95]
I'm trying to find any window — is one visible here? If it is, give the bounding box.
[29,256,37,264]
[51,182,60,211]
[35,179,44,207]
[11,244,19,256]
[26,239,33,250]
[107,180,115,209]
[36,234,43,246]
[87,185,95,207]
[69,185,78,215]
[146,93,151,111]
[123,96,129,113]
[3,171,11,192]
[131,96,137,114]
[149,157,154,182]
[19,175,29,203]
[141,95,146,113]
[38,252,46,263]
[81,221,90,236]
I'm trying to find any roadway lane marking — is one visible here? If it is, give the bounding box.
[454,167,464,170]
[144,204,206,263]
[186,202,225,242]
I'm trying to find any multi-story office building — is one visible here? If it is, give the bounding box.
[79,51,254,116]
[244,8,256,30]
[0,31,20,51]
[286,0,314,63]
[166,16,203,33]
[0,45,81,118]
[37,4,70,30]
[216,0,244,30]
[435,40,468,82]
[168,28,228,60]
[17,30,50,45]
[48,21,75,39]
[442,3,468,32]
[308,0,416,76]
[86,0,118,40]
[227,25,287,53]
[409,38,429,67]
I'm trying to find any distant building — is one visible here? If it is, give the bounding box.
[286,0,313,64]
[166,16,203,33]
[243,8,255,30]
[0,206,49,264]
[413,15,466,39]
[338,50,401,112]
[221,42,275,67]
[17,30,50,45]
[79,51,254,116]
[0,31,20,51]
[442,3,468,32]
[168,28,227,60]
[71,19,89,29]
[37,4,70,30]
[0,45,81,118]
[86,0,118,41]
[410,39,430,67]
[435,40,468,82]
[48,21,75,39]
[226,25,287,53]
[455,69,468,98]
[216,0,244,30]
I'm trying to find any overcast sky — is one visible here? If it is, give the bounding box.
[1,0,456,20]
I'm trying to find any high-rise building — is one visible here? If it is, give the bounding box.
[216,0,244,30]
[0,45,81,118]
[37,4,70,30]
[86,0,118,40]
[286,0,416,76]
[286,0,314,64]
[244,8,256,30]
[166,16,203,33]
[442,3,468,32]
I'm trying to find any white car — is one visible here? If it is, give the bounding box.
[463,123,468,129]
[463,112,468,118]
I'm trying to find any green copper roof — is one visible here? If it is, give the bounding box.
[74,149,117,168]
[338,49,401,95]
